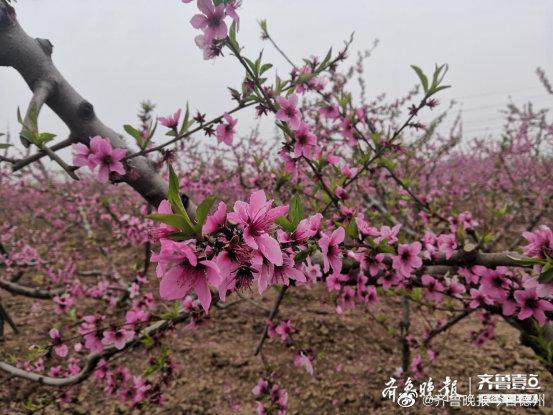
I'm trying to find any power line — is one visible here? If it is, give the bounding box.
[458,95,551,113]
[449,86,545,101]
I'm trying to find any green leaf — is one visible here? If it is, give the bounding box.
[506,254,545,267]
[166,164,197,236]
[179,103,191,136]
[228,21,239,50]
[0,143,12,149]
[431,63,448,90]
[26,104,39,132]
[378,157,396,171]
[427,84,451,97]
[167,165,186,215]
[294,249,310,263]
[147,213,193,233]
[160,301,181,319]
[37,132,56,144]
[539,265,553,284]
[297,73,314,84]
[276,216,295,233]
[244,57,257,75]
[144,120,157,148]
[259,19,268,34]
[377,242,396,254]
[20,128,36,144]
[289,194,303,228]
[141,333,155,349]
[318,48,333,71]
[345,218,358,239]
[165,231,195,241]
[411,65,429,93]
[254,53,262,73]
[195,196,217,233]
[410,287,423,302]
[259,63,273,75]
[67,308,77,322]
[124,124,143,147]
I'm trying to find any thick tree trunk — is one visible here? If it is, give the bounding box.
[0,1,193,212]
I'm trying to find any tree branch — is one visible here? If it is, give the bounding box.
[254,285,288,356]
[0,311,189,386]
[0,279,64,299]
[0,4,193,212]
[0,298,18,336]
[11,137,73,171]
[19,79,54,147]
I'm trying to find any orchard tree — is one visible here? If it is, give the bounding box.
[0,0,552,412]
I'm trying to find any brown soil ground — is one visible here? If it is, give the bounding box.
[1,283,553,415]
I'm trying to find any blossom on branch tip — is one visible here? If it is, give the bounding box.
[375,224,401,245]
[276,94,301,130]
[72,143,97,170]
[522,225,553,259]
[293,122,317,159]
[158,109,181,129]
[437,233,457,259]
[469,287,494,309]
[514,287,553,326]
[102,327,135,350]
[227,190,288,266]
[293,352,314,375]
[254,252,306,294]
[225,0,241,29]
[319,104,340,119]
[252,378,269,396]
[49,328,68,358]
[275,319,296,342]
[319,227,345,275]
[277,213,321,244]
[421,274,445,303]
[84,136,127,183]
[202,201,227,235]
[152,239,221,313]
[216,112,237,145]
[392,242,422,277]
[190,0,228,41]
[150,199,176,241]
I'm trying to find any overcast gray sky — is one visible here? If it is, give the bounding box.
[1,0,552,158]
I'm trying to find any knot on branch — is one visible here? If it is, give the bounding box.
[36,38,53,57]
[459,242,478,261]
[0,1,16,28]
[77,101,95,121]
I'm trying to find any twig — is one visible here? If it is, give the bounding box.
[19,80,54,147]
[123,103,252,161]
[0,278,65,299]
[254,285,288,356]
[399,296,410,374]
[41,145,80,180]
[423,309,475,347]
[362,193,418,237]
[0,298,18,336]
[236,292,271,313]
[0,154,16,163]
[0,311,189,386]
[143,205,152,275]
[12,138,73,171]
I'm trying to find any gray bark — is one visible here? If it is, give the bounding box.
[0,2,194,211]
